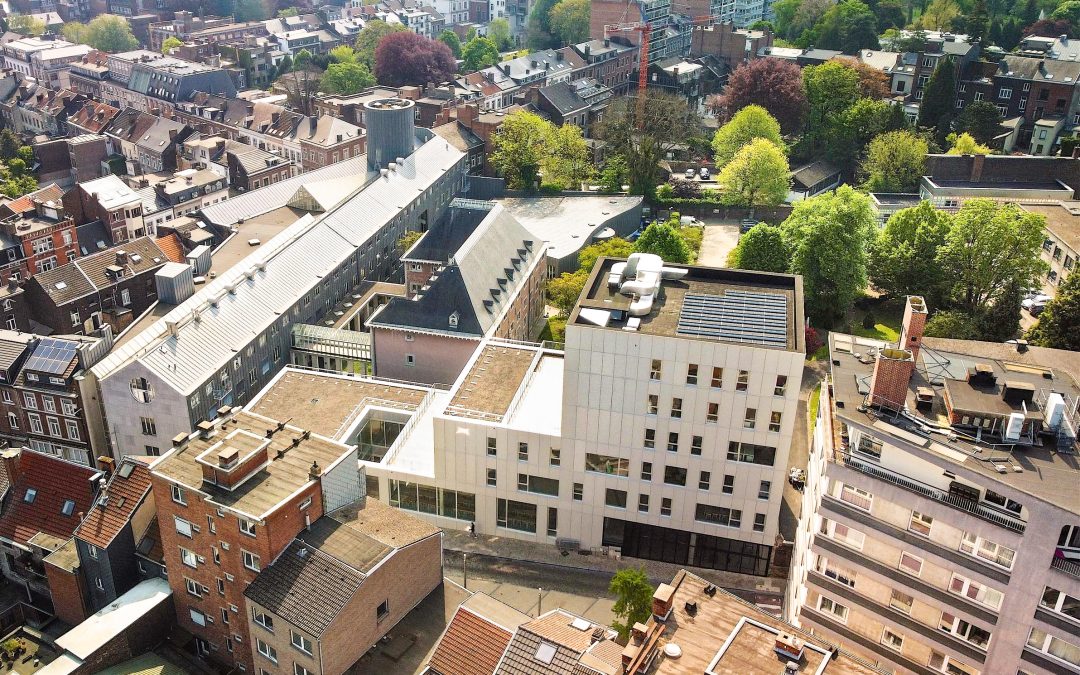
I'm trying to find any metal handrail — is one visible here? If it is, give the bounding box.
[1051,555,1080,579]
[841,453,1027,534]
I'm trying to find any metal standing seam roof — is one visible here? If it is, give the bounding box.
[92,137,464,395]
[198,156,367,228]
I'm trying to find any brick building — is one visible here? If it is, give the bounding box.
[0,184,78,282]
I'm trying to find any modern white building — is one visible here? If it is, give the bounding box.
[786,296,1080,675]
[245,256,806,575]
[88,99,469,459]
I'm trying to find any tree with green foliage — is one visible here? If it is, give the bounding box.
[599,155,629,193]
[63,15,139,52]
[547,238,635,312]
[329,45,358,64]
[980,282,1024,342]
[526,0,558,49]
[710,105,784,167]
[161,36,183,53]
[549,0,590,45]
[917,57,957,144]
[915,0,961,29]
[491,111,548,189]
[277,7,299,16]
[802,61,861,155]
[0,131,21,161]
[923,310,983,339]
[884,101,909,131]
[461,36,500,71]
[861,130,928,193]
[489,18,513,50]
[812,0,880,53]
[597,91,700,197]
[873,0,906,30]
[543,123,593,188]
[868,201,952,304]
[293,49,314,71]
[937,200,1048,314]
[782,186,876,325]
[727,223,790,272]
[438,29,462,58]
[772,0,801,35]
[719,138,790,207]
[580,237,635,272]
[827,98,892,169]
[397,230,423,254]
[956,0,990,41]
[635,219,691,263]
[7,14,46,36]
[233,0,270,21]
[1051,0,1080,30]
[1028,272,1080,350]
[609,568,652,635]
[355,20,407,69]
[946,132,992,154]
[320,62,375,94]
[954,100,1003,144]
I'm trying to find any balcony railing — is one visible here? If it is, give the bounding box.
[840,453,1026,534]
[1051,555,1080,579]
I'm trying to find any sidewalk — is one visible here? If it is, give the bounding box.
[441,529,786,596]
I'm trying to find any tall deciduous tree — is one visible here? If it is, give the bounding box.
[727,223,790,272]
[610,568,654,642]
[937,200,1048,313]
[1028,272,1080,350]
[812,0,880,53]
[917,57,957,144]
[438,29,462,57]
[461,36,499,71]
[549,0,590,45]
[543,123,593,188]
[914,0,961,29]
[782,186,877,325]
[946,132,992,154]
[355,20,407,69]
[8,14,46,36]
[718,138,790,207]
[712,58,807,134]
[597,91,701,196]
[320,62,376,94]
[491,111,549,189]
[374,32,456,86]
[868,201,952,304]
[861,130,928,192]
[63,15,139,52]
[802,61,861,155]
[488,18,513,50]
[233,0,270,21]
[526,0,558,49]
[329,45,358,64]
[828,98,892,170]
[954,100,1003,144]
[161,36,183,53]
[711,105,784,167]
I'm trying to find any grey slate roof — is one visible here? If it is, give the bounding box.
[792,160,841,190]
[538,81,588,116]
[32,237,170,305]
[75,220,111,256]
[370,204,539,337]
[403,201,492,263]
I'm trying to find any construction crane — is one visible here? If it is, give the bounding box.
[603,21,651,128]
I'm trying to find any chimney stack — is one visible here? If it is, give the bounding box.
[652,583,675,619]
[869,348,915,410]
[970,153,986,183]
[900,295,927,363]
[115,250,127,265]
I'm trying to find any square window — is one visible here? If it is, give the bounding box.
[881,627,904,651]
[909,511,933,536]
[243,550,260,572]
[722,474,734,494]
[291,630,313,655]
[890,589,914,614]
[171,484,186,505]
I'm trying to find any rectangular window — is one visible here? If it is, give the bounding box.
[949,573,1004,610]
[758,480,771,500]
[239,519,256,537]
[706,403,718,423]
[722,474,734,494]
[670,398,682,418]
[486,437,496,456]
[605,488,627,508]
[257,639,277,663]
[1040,586,1080,620]
[958,532,1016,569]
[641,461,652,481]
[743,408,756,429]
[23,393,35,409]
[517,474,559,496]
[242,550,260,572]
[663,466,687,486]
[638,494,649,512]
[999,87,1012,99]
[377,599,390,621]
[890,589,914,614]
[711,367,722,388]
[644,428,655,449]
[909,511,933,536]
[768,412,782,433]
[817,555,856,587]
[546,507,557,537]
[686,364,698,385]
[691,436,702,455]
[774,375,788,396]
[660,497,672,517]
[818,596,849,623]
[175,516,193,538]
[190,609,206,627]
[726,442,776,466]
[171,485,186,505]
[180,547,197,568]
[185,578,201,597]
[647,394,657,415]
[753,513,766,532]
[585,453,629,476]
[736,370,749,392]
[140,416,156,436]
[486,468,497,486]
[1027,629,1080,668]
[549,448,560,467]
[290,630,312,655]
[667,432,679,452]
[839,483,873,511]
[881,627,904,651]
[496,498,537,533]
[573,483,583,501]
[899,552,924,576]
[695,504,741,527]
[698,471,711,490]
[649,359,661,380]
[518,442,528,461]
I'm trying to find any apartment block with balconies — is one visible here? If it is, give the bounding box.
[787,295,1080,675]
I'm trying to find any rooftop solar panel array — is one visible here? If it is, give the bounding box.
[676,290,789,348]
[23,338,78,375]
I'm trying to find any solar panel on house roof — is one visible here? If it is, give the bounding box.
[676,290,789,347]
[23,338,78,375]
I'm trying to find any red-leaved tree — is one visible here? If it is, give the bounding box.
[711,58,808,135]
[1024,18,1073,38]
[374,31,457,87]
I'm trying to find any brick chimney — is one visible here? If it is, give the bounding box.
[652,583,675,619]
[0,448,21,487]
[869,348,915,410]
[458,103,478,128]
[900,295,928,363]
[970,153,986,183]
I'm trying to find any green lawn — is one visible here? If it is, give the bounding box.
[539,316,566,344]
[848,299,903,343]
[807,342,830,362]
[851,321,900,342]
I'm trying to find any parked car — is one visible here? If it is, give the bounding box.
[740,219,757,233]
[1022,294,1052,314]
[699,167,710,180]
[685,168,696,179]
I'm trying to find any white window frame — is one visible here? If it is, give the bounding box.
[256,638,277,663]
[817,595,849,623]
[958,532,1015,570]
[243,549,260,572]
[290,629,313,655]
[899,551,924,577]
[175,516,193,538]
[881,626,904,651]
[949,573,1004,610]
[180,547,197,568]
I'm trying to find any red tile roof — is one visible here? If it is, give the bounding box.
[0,450,100,548]
[155,233,185,264]
[74,459,153,549]
[428,606,514,675]
[2,184,64,215]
